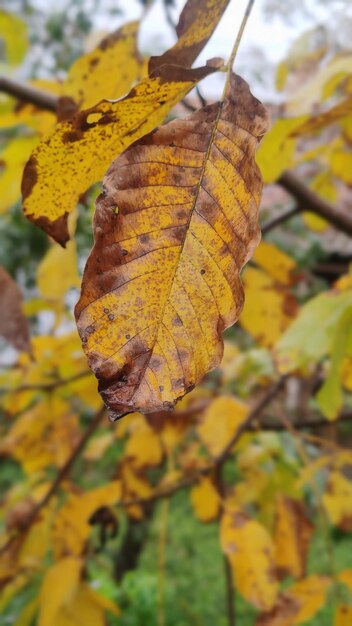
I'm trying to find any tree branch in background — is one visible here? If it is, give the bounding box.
[276,170,352,236]
[261,204,301,234]
[0,75,58,111]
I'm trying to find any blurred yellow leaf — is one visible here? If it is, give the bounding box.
[53,481,121,557]
[83,431,114,461]
[241,267,298,347]
[274,495,313,579]
[257,117,306,183]
[38,557,82,626]
[287,575,331,624]
[0,10,27,65]
[253,241,296,286]
[304,171,336,232]
[220,505,278,610]
[330,149,352,185]
[334,605,352,626]
[64,22,141,109]
[323,471,352,527]
[0,135,38,214]
[197,395,248,458]
[125,415,163,468]
[190,477,220,522]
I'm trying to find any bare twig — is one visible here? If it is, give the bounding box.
[261,204,301,234]
[277,170,352,236]
[0,405,106,555]
[0,75,58,111]
[1,370,91,395]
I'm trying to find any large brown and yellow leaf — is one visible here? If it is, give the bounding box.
[149,0,229,72]
[64,22,141,109]
[22,64,216,245]
[75,73,268,417]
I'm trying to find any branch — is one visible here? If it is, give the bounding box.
[0,405,106,555]
[261,204,301,234]
[276,170,352,236]
[1,370,91,396]
[0,75,58,112]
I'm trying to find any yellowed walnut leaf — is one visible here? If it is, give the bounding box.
[255,594,301,626]
[253,241,297,286]
[0,10,27,65]
[330,149,352,186]
[0,135,38,214]
[190,477,220,522]
[38,557,82,626]
[286,575,331,624]
[220,505,278,611]
[64,21,141,109]
[149,0,229,72]
[256,117,307,183]
[22,64,216,245]
[0,266,30,352]
[323,471,352,528]
[124,414,163,468]
[240,267,298,347]
[197,395,248,458]
[53,481,121,558]
[291,96,352,136]
[334,605,352,626]
[274,495,313,579]
[75,73,268,417]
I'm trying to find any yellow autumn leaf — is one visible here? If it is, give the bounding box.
[0,135,38,214]
[334,605,352,626]
[64,22,141,109]
[37,240,80,296]
[338,569,352,591]
[257,117,307,183]
[303,171,336,232]
[240,267,298,347]
[323,471,352,527]
[75,74,268,416]
[0,398,80,474]
[125,415,163,468]
[285,54,352,115]
[197,395,248,458]
[149,0,230,71]
[38,557,82,626]
[22,64,216,245]
[53,481,121,558]
[190,477,220,522]
[45,582,119,626]
[330,149,352,186]
[220,505,279,611]
[274,495,313,579]
[0,10,27,65]
[83,432,115,461]
[287,575,331,624]
[253,241,297,286]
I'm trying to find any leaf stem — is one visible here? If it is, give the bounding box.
[222,0,256,99]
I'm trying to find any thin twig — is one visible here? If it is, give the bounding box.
[1,370,91,395]
[0,405,106,555]
[261,204,301,234]
[277,170,352,236]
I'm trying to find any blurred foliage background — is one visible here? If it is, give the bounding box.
[1,1,352,625]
